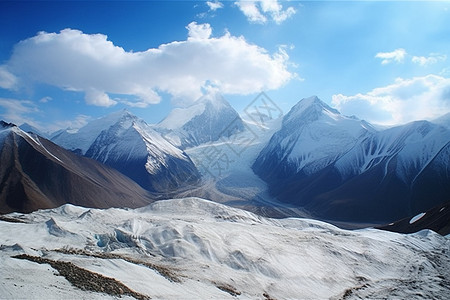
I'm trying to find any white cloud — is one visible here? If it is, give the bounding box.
[186,22,212,40]
[412,53,447,66]
[85,88,117,107]
[206,1,224,11]
[235,1,267,23]
[39,96,52,103]
[0,66,18,90]
[332,75,450,125]
[0,98,40,127]
[235,0,296,24]
[375,48,407,65]
[1,26,293,107]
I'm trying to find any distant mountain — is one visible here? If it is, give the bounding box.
[433,112,450,129]
[253,96,450,223]
[51,110,130,155]
[52,110,200,193]
[0,121,153,214]
[156,92,245,149]
[19,123,48,138]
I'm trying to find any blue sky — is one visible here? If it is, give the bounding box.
[1,1,449,133]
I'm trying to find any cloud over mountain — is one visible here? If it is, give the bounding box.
[0,23,293,107]
[332,74,450,125]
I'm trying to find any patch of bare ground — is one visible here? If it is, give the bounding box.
[54,248,181,283]
[214,282,241,297]
[13,254,150,300]
[263,292,277,300]
[0,215,27,223]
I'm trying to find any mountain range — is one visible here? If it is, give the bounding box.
[0,121,153,214]
[2,94,450,231]
[51,110,200,193]
[253,96,450,223]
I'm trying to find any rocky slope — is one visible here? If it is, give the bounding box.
[0,121,153,214]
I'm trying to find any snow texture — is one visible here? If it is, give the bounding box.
[1,198,449,300]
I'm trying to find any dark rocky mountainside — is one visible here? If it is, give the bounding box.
[0,122,153,214]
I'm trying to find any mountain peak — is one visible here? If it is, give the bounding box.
[198,91,230,110]
[295,96,338,114]
[283,96,340,126]
[1,120,16,129]
[156,92,244,149]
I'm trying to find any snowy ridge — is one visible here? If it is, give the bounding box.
[133,121,188,174]
[256,96,450,181]
[85,113,189,174]
[156,92,244,149]
[51,110,132,154]
[158,102,206,130]
[257,96,374,175]
[336,120,450,183]
[0,124,63,163]
[1,198,449,299]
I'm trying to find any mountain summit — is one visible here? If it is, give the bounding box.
[253,96,450,223]
[254,96,374,177]
[156,92,245,149]
[52,110,200,193]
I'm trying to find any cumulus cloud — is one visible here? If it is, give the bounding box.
[0,66,17,90]
[332,75,450,125]
[186,22,212,40]
[375,48,407,65]
[412,53,447,66]
[206,1,224,11]
[235,0,296,24]
[0,25,293,107]
[0,98,40,127]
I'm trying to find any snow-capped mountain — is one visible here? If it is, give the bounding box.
[433,112,450,129]
[1,197,449,299]
[253,96,450,223]
[156,92,245,149]
[84,111,200,192]
[52,110,200,193]
[0,121,153,214]
[19,123,48,138]
[254,96,375,176]
[51,110,131,155]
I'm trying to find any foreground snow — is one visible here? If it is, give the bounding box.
[1,198,449,299]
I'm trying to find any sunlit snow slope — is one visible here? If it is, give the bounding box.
[253,96,450,223]
[1,198,449,299]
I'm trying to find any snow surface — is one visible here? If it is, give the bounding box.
[410,212,426,224]
[1,198,449,299]
[184,116,285,208]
